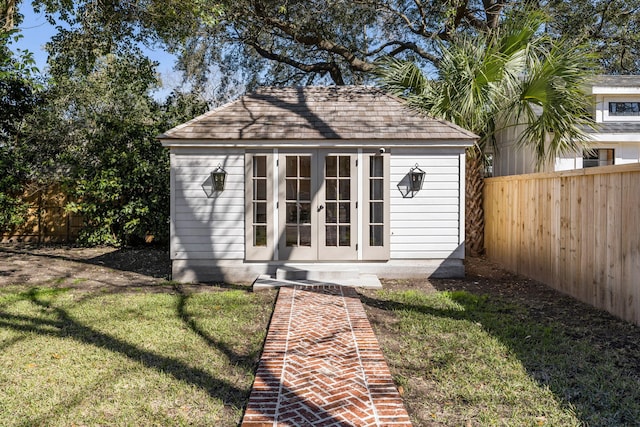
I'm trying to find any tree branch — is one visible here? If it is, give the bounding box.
[258,15,376,73]
[371,1,432,39]
[364,40,439,64]
[248,41,345,85]
[483,0,507,31]
[2,0,16,31]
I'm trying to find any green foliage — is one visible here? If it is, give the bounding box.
[23,54,208,246]
[546,0,640,74]
[0,31,41,231]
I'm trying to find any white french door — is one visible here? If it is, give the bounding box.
[277,151,357,261]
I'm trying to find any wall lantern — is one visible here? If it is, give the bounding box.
[409,164,426,192]
[211,164,227,192]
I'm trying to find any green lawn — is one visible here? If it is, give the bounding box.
[2,280,639,426]
[361,288,640,426]
[0,285,275,426]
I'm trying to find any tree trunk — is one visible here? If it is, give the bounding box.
[465,146,485,257]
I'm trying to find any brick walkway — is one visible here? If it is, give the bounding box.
[242,285,412,427]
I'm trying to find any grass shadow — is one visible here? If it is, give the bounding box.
[0,287,249,412]
[173,284,266,372]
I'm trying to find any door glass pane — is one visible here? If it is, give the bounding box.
[339,156,350,177]
[370,156,383,177]
[255,202,267,223]
[286,226,298,246]
[326,226,337,246]
[300,156,311,177]
[326,202,337,223]
[339,179,350,200]
[299,179,311,200]
[370,225,383,246]
[339,202,350,223]
[299,203,311,223]
[254,156,267,177]
[370,180,383,200]
[326,156,337,177]
[286,156,297,177]
[254,226,267,246]
[326,179,337,200]
[254,180,267,200]
[370,202,383,223]
[339,226,350,246]
[286,203,298,224]
[299,226,311,246]
[286,179,297,200]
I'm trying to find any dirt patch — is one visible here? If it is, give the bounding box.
[0,244,173,292]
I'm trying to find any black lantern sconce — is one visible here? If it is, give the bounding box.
[409,164,426,192]
[211,164,227,192]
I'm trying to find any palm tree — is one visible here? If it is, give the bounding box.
[378,10,596,256]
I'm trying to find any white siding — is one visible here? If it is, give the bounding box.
[170,146,468,265]
[389,149,465,259]
[617,144,640,163]
[170,149,244,260]
[493,92,640,177]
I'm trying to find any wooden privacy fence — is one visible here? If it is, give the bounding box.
[1,186,83,244]
[484,163,640,326]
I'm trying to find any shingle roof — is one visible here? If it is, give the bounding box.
[591,75,640,88]
[589,122,640,133]
[159,86,478,141]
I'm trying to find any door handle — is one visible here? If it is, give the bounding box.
[317,205,324,212]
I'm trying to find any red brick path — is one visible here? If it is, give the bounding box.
[242,285,412,427]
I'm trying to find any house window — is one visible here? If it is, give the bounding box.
[583,149,614,168]
[609,102,640,116]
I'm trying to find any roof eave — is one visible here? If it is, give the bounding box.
[159,138,476,149]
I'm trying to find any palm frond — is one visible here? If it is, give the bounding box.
[376,6,598,170]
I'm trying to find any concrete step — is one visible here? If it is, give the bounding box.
[253,272,382,291]
[275,265,360,281]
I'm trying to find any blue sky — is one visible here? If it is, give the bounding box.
[12,6,55,68]
[13,5,180,99]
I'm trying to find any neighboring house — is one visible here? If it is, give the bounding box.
[159,86,477,283]
[491,75,640,177]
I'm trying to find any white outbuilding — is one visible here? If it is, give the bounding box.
[159,86,476,284]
